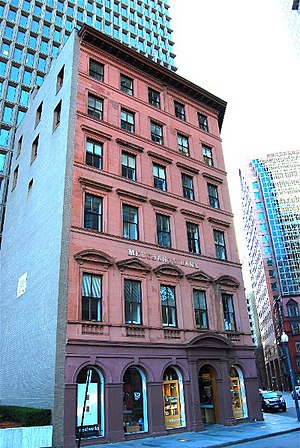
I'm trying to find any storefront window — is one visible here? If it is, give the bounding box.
[162,367,185,429]
[199,366,217,424]
[123,367,148,434]
[76,367,104,439]
[229,366,248,419]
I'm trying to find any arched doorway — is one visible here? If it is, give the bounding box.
[162,366,186,429]
[229,366,248,419]
[123,366,148,434]
[198,365,218,424]
[76,366,104,440]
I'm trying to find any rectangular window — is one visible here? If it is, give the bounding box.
[160,285,177,327]
[88,94,103,120]
[222,294,236,331]
[174,100,186,121]
[89,59,104,81]
[208,183,220,208]
[150,121,163,144]
[122,152,136,180]
[177,133,189,155]
[53,101,62,129]
[198,112,209,132]
[120,73,133,95]
[121,108,135,133]
[193,290,208,329]
[56,66,64,92]
[187,222,200,254]
[86,138,103,169]
[123,204,139,240]
[291,323,300,334]
[148,87,160,108]
[82,273,102,321]
[156,214,171,248]
[12,165,19,190]
[214,230,227,260]
[202,144,213,166]
[84,193,102,231]
[295,342,300,353]
[31,135,39,162]
[16,136,23,158]
[124,279,142,324]
[182,173,195,200]
[36,102,43,126]
[153,163,167,191]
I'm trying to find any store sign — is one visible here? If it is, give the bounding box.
[128,249,199,269]
[17,272,27,298]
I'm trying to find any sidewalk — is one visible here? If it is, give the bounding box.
[85,393,300,448]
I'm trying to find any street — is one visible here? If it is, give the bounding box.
[227,431,300,448]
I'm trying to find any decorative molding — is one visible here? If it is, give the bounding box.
[126,326,146,338]
[79,177,113,192]
[153,263,184,278]
[116,189,147,202]
[208,217,230,227]
[164,329,181,339]
[215,275,240,289]
[176,162,199,174]
[147,150,173,164]
[116,257,152,272]
[202,172,223,184]
[81,125,112,140]
[74,249,114,266]
[181,209,205,220]
[150,199,177,212]
[116,138,144,153]
[186,271,214,283]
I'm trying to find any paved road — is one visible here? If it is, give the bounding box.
[227,431,300,448]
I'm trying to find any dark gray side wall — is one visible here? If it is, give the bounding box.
[0,31,78,410]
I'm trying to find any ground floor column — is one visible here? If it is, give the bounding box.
[218,360,234,425]
[105,383,125,442]
[147,381,167,436]
[63,383,77,448]
[187,361,204,431]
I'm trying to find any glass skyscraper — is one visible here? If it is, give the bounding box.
[0,0,176,240]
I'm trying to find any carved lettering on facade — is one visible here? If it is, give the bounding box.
[127,249,199,269]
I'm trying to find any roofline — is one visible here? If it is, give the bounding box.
[78,25,227,130]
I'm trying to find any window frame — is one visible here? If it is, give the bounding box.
[82,272,102,322]
[174,100,186,121]
[207,183,220,209]
[214,229,227,260]
[156,213,171,248]
[35,102,43,127]
[121,108,135,133]
[186,222,200,254]
[86,138,103,170]
[202,144,214,166]
[160,284,177,327]
[150,121,163,145]
[88,94,103,120]
[56,65,64,93]
[124,279,142,324]
[198,112,209,132]
[89,58,104,82]
[222,293,236,331]
[177,133,189,155]
[120,73,134,95]
[148,87,160,108]
[84,193,103,232]
[53,100,62,130]
[153,163,167,191]
[182,173,195,201]
[193,289,208,329]
[31,135,39,162]
[121,151,136,180]
[123,204,139,240]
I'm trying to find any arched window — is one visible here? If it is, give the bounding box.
[76,366,104,439]
[123,366,148,433]
[287,299,299,317]
[229,366,248,419]
[162,366,186,429]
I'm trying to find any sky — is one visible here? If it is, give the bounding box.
[169,0,300,287]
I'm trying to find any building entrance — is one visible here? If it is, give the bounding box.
[198,366,218,424]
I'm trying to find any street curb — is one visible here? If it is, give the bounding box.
[203,426,300,448]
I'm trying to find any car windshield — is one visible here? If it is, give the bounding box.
[262,392,278,398]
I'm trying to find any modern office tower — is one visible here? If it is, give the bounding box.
[278,0,300,53]
[1,26,262,447]
[0,0,176,243]
[240,151,300,390]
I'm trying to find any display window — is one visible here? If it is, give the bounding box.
[76,366,104,439]
[162,367,185,429]
[229,366,248,419]
[123,367,148,434]
[198,366,218,424]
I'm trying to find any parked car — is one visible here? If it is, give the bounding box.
[260,391,286,412]
[291,386,300,400]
